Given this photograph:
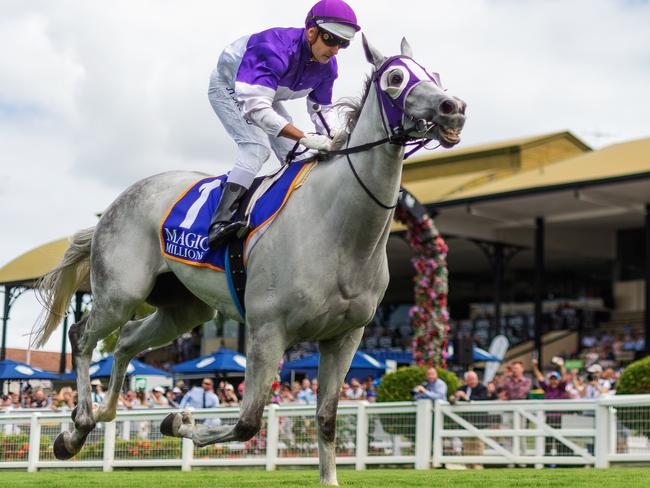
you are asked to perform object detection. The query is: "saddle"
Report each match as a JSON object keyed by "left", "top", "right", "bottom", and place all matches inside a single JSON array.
[{"left": 160, "top": 162, "right": 316, "bottom": 316}]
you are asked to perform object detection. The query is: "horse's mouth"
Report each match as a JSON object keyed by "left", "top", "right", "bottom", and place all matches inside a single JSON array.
[{"left": 437, "top": 126, "right": 461, "bottom": 148}]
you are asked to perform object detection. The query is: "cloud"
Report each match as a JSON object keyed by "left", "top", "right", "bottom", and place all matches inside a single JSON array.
[{"left": 1, "top": 0, "right": 650, "bottom": 351}]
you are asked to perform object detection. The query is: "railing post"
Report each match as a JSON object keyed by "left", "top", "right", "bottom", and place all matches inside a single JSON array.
[
  {"left": 608, "top": 406, "right": 617, "bottom": 456},
  {"left": 355, "top": 401, "right": 369, "bottom": 470},
  {"left": 27, "top": 412, "right": 41, "bottom": 472},
  {"left": 512, "top": 408, "right": 521, "bottom": 457},
  {"left": 415, "top": 399, "right": 433, "bottom": 469},
  {"left": 103, "top": 420, "right": 116, "bottom": 472},
  {"left": 181, "top": 437, "right": 194, "bottom": 471},
  {"left": 534, "top": 409, "right": 544, "bottom": 468},
  {"left": 431, "top": 400, "right": 443, "bottom": 468},
  {"left": 266, "top": 404, "right": 280, "bottom": 471},
  {"left": 595, "top": 400, "right": 610, "bottom": 468}
]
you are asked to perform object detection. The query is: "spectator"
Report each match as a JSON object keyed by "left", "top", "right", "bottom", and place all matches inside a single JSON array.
[
  {"left": 413, "top": 367, "right": 448, "bottom": 402},
  {"left": 340, "top": 383, "right": 351, "bottom": 400},
  {"left": 346, "top": 378, "right": 365, "bottom": 400},
  {"left": 296, "top": 378, "right": 316, "bottom": 404},
  {"left": 171, "top": 386, "right": 184, "bottom": 404},
  {"left": 165, "top": 389, "right": 180, "bottom": 408},
  {"left": 90, "top": 379, "right": 105, "bottom": 405},
  {"left": 279, "top": 383, "right": 296, "bottom": 404},
  {"left": 51, "top": 387, "right": 75, "bottom": 412},
  {"left": 566, "top": 370, "right": 586, "bottom": 399},
  {"left": 363, "top": 377, "right": 377, "bottom": 402},
  {"left": 456, "top": 371, "right": 488, "bottom": 401},
  {"left": 501, "top": 361, "right": 531, "bottom": 400},
  {"left": 10, "top": 392, "right": 21, "bottom": 410},
  {"left": 224, "top": 384, "right": 240, "bottom": 405},
  {"left": 532, "top": 359, "right": 568, "bottom": 400},
  {"left": 31, "top": 389, "right": 50, "bottom": 408},
  {"left": 291, "top": 381, "right": 301, "bottom": 399},
  {"left": 311, "top": 378, "right": 319, "bottom": 397},
  {"left": 135, "top": 389, "right": 149, "bottom": 408},
  {"left": 119, "top": 390, "right": 137, "bottom": 409},
  {"left": 180, "top": 378, "right": 219, "bottom": 409},
  {"left": 1, "top": 394, "right": 12, "bottom": 412},
  {"left": 149, "top": 386, "right": 170, "bottom": 408}
]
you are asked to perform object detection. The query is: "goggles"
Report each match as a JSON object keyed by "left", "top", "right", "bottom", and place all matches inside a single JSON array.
[{"left": 318, "top": 28, "right": 350, "bottom": 49}]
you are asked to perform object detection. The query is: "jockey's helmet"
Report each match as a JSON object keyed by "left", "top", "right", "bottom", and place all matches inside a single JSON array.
[{"left": 305, "top": 0, "right": 360, "bottom": 42}]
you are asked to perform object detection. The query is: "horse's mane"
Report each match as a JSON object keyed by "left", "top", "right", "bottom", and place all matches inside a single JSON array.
[{"left": 334, "top": 74, "right": 373, "bottom": 135}]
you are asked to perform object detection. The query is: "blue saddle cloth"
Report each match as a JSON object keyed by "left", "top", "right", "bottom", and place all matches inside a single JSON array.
[{"left": 160, "top": 162, "right": 310, "bottom": 271}]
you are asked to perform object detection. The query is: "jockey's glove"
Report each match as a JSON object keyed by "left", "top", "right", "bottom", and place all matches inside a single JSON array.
[{"left": 299, "top": 133, "right": 333, "bottom": 152}]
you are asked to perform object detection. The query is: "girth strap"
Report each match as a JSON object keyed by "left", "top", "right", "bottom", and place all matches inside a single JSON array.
[{"left": 225, "top": 240, "right": 247, "bottom": 318}]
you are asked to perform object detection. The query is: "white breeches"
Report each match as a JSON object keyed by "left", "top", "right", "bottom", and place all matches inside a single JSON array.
[{"left": 208, "top": 77, "right": 296, "bottom": 189}]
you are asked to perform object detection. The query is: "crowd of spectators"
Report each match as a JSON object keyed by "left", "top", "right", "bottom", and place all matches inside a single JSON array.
[
  {"left": 445, "top": 358, "right": 621, "bottom": 403},
  {"left": 267, "top": 376, "right": 378, "bottom": 405}
]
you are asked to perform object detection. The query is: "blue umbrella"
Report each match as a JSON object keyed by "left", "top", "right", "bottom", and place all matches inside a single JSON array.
[
  {"left": 61, "top": 355, "right": 171, "bottom": 379},
  {"left": 0, "top": 359, "right": 60, "bottom": 380},
  {"left": 280, "top": 351, "right": 386, "bottom": 382},
  {"left": 171, "top": 348, "right": 247, "bottom": 375}
]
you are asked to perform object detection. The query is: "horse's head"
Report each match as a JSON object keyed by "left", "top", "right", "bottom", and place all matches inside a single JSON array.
[{"left": 363, "top": 35, "right": 466, "bottom": 148}]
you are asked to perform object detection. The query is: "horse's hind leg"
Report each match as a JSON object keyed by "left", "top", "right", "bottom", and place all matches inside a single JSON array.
[
  {"left": 164, "top": 322, "right": 286, "bottom": 446},
  {"left": 96, "top": 297, "right": 215, "bottom": 423},
  {"left": 54, "top": 302, "right": 137, "bottom": 460},
  {"left": 317, "top": 328, "right": 364, "bottom": 486}
]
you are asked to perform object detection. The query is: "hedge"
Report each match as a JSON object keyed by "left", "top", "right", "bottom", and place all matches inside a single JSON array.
[{"left": 376, "top": 365, "right": 458, "bottom": 402}]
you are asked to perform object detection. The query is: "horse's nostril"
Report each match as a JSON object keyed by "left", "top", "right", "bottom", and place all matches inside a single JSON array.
[{"left": 439, "top": 99, "right": 456, "bottom": 115}]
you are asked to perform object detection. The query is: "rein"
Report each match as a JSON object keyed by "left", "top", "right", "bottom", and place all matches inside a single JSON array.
[{"left": 286, "top": 55, "right": 443, "bottom": 210}]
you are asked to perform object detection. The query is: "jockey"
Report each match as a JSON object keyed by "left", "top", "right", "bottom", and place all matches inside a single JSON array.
[{"left": 207, "top": 0, "right": 360, "bottom": 249}]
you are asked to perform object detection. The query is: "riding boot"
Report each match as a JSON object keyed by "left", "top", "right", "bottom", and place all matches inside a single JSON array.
[{"left": 207, "top": 182, "right": 249, "bottom": 250}]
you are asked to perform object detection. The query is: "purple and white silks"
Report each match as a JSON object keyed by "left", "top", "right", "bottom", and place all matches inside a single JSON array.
[{"left": 215, "top": 27, "right": 339, "bottom": 137}]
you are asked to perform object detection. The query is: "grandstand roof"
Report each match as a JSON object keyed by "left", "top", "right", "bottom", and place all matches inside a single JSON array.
[
  {"left": 0, "top": 237, "right": 69, "bottom": 287},
  {"left": 435, "top": 136, "right": 650, "bottom": 207}
]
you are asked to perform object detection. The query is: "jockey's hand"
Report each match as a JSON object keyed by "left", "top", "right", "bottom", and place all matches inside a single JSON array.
[{"left": 299, "top": 133, "right": 333, "bottom": 152}]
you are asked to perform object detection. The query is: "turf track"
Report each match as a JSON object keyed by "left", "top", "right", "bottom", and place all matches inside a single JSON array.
[{"left": 0, "top": 468, "right": 647, "bottom": 487}]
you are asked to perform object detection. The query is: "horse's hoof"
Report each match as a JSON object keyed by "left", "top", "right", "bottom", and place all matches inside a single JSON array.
[
  {"left": 53, "top": 432, "right": 76, "bottom": 461},
  {"left": 70, "top": 406, "right": 78, "bottom": 422},
  {"left": 160, "top": 412, "right": 181, "bottom": 437}
]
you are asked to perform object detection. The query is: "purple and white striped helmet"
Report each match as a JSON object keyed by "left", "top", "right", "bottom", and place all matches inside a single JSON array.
[{"left": 305, "top": 0, "right": 360, "bottom": 41}]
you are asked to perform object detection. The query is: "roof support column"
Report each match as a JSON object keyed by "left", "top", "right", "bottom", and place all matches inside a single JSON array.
[
  {"left": 534, "top": 217, "right": 545, "bottom": 366},
  {"left": 59, "top": 314, "right": 69, "bottom": 374},
  {"left": 645, "top": 204, "right": 650, "bottom": 356},
  {"left": 1, "top": 285, "right": 11, "bottom": 361}
]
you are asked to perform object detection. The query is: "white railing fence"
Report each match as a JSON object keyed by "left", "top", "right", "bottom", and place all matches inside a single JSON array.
[{"left": 2, "top": 396, "right": 650, "bottom": 471}]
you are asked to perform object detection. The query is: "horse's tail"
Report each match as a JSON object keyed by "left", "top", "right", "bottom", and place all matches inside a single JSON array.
[{"left": 33, "top": 227, "right": 94, "bottom": 348}]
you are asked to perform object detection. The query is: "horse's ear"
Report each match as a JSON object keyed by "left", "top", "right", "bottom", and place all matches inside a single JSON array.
[
  {"left": 400, "top": 37, "right": 413, "bottom": 57},
  {"left": 362, "top": 34, "right": 384, "bottom": 68}
]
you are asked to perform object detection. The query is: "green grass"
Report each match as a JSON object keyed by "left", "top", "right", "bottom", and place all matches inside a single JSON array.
[{"left": 0, "top": 468, "right": 647, "bottom": 488}]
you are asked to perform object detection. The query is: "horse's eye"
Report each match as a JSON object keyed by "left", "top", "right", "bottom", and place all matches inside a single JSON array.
[{"left": 389, "top": 71, "right": 403, "bottom": 85}]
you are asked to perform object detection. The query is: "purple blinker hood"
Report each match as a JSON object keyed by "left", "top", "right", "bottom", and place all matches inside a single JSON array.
[{"left": 372, "top": 56, "right": 442, "bottom": 134}]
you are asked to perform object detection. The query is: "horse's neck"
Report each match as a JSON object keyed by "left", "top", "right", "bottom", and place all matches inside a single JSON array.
[{"left": 316, "top": 86, "right": 404, "bottom": 258}]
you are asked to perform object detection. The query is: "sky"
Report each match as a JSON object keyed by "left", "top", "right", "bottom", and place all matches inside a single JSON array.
[{"left": 1, "top": 0, "right": 650, "bottom": 353}]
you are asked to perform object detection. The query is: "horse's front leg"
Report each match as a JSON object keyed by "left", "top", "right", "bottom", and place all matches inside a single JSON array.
[{"left": 317, "top": 327, "right": 364, "bottom": 486}]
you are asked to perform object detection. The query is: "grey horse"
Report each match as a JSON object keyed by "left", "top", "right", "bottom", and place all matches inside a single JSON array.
[{"left": 34, "top": 36, "right": 465, "bottom": 485}]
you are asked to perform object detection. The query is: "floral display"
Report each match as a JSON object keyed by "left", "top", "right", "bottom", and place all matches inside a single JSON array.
[{"left": 394, "top": 198, "right": 449, "bottom": 368}]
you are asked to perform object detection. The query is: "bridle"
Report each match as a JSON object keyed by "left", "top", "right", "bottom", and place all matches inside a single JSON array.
[{"left": 287, "top": 55, "right": 445, "bottom": 209}]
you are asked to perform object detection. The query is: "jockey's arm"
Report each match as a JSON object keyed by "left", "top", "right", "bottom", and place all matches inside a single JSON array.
[{"left": 279, "top": 124, "right": 305, "bottom": 141}]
